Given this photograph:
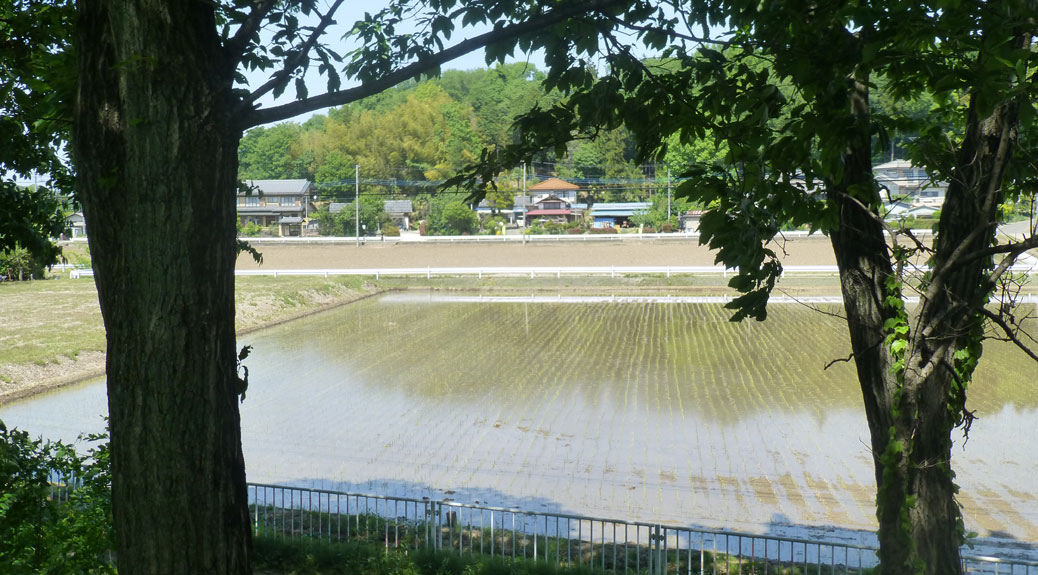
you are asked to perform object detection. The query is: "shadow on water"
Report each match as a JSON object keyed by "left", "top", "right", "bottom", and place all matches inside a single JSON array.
[
  {"left": 265, "top": 479, "right": 1038, "bottom": 566},
  {"left": 272, "top": 478, "right": 883, "bottom": 550}
]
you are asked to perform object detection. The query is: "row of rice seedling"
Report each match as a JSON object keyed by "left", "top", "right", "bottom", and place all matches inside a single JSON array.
[{"left": 236, "top": 296, "right": 1038, "bottom": 542}]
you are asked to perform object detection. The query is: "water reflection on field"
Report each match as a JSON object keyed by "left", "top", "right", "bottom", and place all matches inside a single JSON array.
[{"left": 2, "top": 294, "right": 1036, "bottom": 546}]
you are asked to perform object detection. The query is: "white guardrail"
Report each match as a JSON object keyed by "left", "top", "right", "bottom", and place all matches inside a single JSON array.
[
  {"left": 216, "top": 229, "right": 936, "bottom": 244},
  {"left": 68, "top": 262, "right": 1038, "bottom": 280}
]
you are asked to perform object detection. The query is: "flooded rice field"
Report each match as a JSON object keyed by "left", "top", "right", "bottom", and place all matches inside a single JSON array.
[{"left": 2, "top": 293, "right": 1036, "bottom": 549}]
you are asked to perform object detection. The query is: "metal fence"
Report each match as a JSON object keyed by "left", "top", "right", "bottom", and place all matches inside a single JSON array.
[{"left": 247, "top": 482, "right": 1038, "bottom": 575}]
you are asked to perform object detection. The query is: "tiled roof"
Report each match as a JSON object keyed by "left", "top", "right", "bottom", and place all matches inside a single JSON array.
[
  {"left": 242, "top": 179, "right": 312, "bottom": 196},
  {"left": 384, "top": 200, "right": 413, "bottom": 213},
  {"left": 526, "top": 209, "right": 571, "bottom": 216},
  {"left": 528, "top": 177, "right": 579, "bottom": 191}
]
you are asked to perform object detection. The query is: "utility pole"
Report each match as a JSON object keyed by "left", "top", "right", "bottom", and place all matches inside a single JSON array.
[
  {"left": 355, "top": 164, "right": 360, "bottom": 247},
  {"left": 521, "top": 161, "right": 527, "bottom": 235},
  {"left": 667, "top": 169, "right": 672, "bottom": 221}
]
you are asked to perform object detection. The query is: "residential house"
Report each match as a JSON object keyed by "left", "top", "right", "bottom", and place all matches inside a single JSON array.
[
  {"left": 679, "top": 210, "right": 706, "bottom": 232},
  {"left": 512, "top": 195, "right": 536, "bottom": 226},
  {"left": 588, "top": 202, "right": 651, "bottom": 229},
  {"left": 474, "top": 198, "right": 518, "bottom": 225},
  {"left": 528, "top": 177, "right": 580, "bottom": 202},
  {"left": 881, "top": 200, "right": 913, "bottom": 221},
  {"left": 906, "top": 204, "right": 940, "bottom": 219},
  {"left": 526, "top": 194, "right": 580, "bottom": 225},
  {"left": 67, "top": 212, "right": 87, "bottom": 238},
  {"left": 237, "top": 179, "right": 315, "bottom": 236},
  {"left": 875, "top": 159, "right": 948, "bottom": 206},
  {"left": 384, "top": 200, "right": 413, "bottom": 229}
]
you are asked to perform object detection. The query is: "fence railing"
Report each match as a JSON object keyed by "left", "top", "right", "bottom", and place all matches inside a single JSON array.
[{"left": 247, "top": 482, "right": 1038, "bottom": 575}]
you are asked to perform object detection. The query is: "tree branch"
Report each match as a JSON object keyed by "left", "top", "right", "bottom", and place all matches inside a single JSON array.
[
  {"left": 606, "top": 15, "right": 739, "bottom": 47},
  {"left": 824, "top": 352, "right": 854, "bottom": 370},
  {"left": 224, "top": 0, "right": 279, "bottom": 66},
  {"left": 246, "top": 0, "right": 347, "bottom": 106},
  {"left": 919, "top": 222, "right": 993, "bottom": 308},
  {"left": 239, "top": 0, "right": 628, "bottom": 128},
  {"left": 958, "top": 234, "right": 1038, "bottom": 265},
  {"left": 981, "top": 307, "right": 1038, "bottom": 362}
]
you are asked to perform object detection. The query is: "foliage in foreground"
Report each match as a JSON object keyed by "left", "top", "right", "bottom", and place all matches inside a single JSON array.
[
  {"left": 254, "top": 538, "right": 622, "bottom": 575},
  {"left": 0, "top": 419, "right": 113, "bottom": 574},
  {"left": 253, "top": 535, "right": 865, "bottom": 575}
]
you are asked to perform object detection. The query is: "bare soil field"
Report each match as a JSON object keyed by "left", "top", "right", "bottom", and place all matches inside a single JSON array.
[{"left": 235, "top": 236, "right": 840, "bottom": 270}]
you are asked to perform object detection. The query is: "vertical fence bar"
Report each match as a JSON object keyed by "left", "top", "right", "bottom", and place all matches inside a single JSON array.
[
  {"left": 578, "top": 520, "right": 583, "bottom": 568},
  {"left": 712, "top": 533, "right": 717, "bottom": 575},
  {"left": 625, "top": 524, "right": 630, "bottom": 575},
  {"left": 568, "top": 518, "right": 572, "bottom": 566},
  {"left": 589, "top": 520, "right": 594, "bottom": 569},
  {"left": 636, "top": 525, "right": 641, "bottom": 575}
]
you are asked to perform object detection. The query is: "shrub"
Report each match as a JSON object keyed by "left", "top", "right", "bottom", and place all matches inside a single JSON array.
[
  {"left": 0, "top": 420, "right": 114, "bottom": 574},
  {"left": 0, "top": 247, "right": 48, "bottom": 281},
  {"left": 566, "top": 227, "right": 583, "bottom": 234},
  {"left": 383, "top": 224, "right": 401, "bottom": 237},
  {"left": 589, "top": 227, "right": 617, "bottom": 234},
  {"left": 544, "top": 221, "right": 566, "bottom": 234},
  {"left": 240, "top": 221, "right": 264, "bottom": 237}
]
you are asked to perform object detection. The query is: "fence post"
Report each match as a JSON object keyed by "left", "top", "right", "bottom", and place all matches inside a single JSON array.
[
  {"left": 425, "top": 501, "right": 433, "bottom": 550},
  {"left": 649, "top": 525, "right": 666, "bottom": 575}
]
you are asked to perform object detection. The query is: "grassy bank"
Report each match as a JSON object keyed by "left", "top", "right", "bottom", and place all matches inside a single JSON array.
[{"left": 0, "top": 275, "right": 381, "bottom": 403}]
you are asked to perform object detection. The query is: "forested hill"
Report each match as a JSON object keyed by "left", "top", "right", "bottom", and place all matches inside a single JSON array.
[
  {"left": 239, "top": 62, "right": 935, "bottom": 199},
  {"left": 237, "top": 63, "right": 662, "bottom": 189}
]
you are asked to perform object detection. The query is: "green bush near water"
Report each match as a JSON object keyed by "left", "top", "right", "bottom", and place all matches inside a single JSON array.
[
  {"left": 253, "top": 535, "right": 868, "bottom": 575},
  {"left": 253, "top": 538, "right": 622, "bottom": 575}
]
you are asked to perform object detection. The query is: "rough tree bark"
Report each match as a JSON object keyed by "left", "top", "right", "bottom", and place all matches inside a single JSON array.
[
  {"left": 828, "top": 18, "right": 1030, "bottom": 574},
  {"left": 74, "top": 2, "right": 250, "bottom": 573}
]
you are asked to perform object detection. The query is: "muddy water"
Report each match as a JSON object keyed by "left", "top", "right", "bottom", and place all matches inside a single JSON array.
[{"left": 2, "top": 294, "right": 1036, "bottom": 550}]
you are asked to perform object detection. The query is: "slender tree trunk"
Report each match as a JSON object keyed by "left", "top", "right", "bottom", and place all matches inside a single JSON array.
[{"left": 74, "top": 2, "right": 250, "bottom": 574}]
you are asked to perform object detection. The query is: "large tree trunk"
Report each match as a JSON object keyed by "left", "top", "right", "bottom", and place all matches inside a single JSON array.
[
  {"left": 829, "top": 74, "right": 967, "bottom": 575},
  {"left": 74, "top": 2, "right": 251, "bottom": 574}
]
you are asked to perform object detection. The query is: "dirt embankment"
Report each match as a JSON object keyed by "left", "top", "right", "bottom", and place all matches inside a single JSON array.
[{"left": 235, "top": 236, "right": 839, "bottom": 270}]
